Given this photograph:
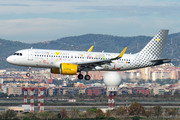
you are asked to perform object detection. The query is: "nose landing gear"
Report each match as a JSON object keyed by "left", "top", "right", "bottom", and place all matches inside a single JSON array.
[{"left": 26, "top": 67, "right": 31, "bottom": 77}]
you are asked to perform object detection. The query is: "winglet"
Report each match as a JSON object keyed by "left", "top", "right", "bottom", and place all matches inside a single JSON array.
[
  {"left": 119, "top": 47, "right": 127, "bottom": 57},
  {"left": 88, "top": 46, "right": 94, "bottom": 52},
  {"left": 111, "top": 47, "right": 127, "bottom": 60}
]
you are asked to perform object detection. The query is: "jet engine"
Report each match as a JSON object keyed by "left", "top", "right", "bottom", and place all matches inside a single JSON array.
[{"left": 51, "top": 63, "right": 78, "bottom": 75}]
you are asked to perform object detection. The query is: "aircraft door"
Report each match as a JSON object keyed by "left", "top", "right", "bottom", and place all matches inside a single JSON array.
[{"left": 28, "top": 51, "right": 33, "bottom": 61}]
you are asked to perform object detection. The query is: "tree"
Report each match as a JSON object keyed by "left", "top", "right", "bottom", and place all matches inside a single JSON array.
[
  {"left": 1, "top": 109, "right": 17, "bottom": 119},
  {"left": 165, "top": 108, "right": 170, "bottom": 116},
  {"left": 60, "top": 108, "right": 68, "bottom": 119},
  {"left": 96, "top": 109, "right": 104, "bottom": 118},
  {"left": 132, "top": 116, "right": 141, "bottom": 120},
  {"left": 26, "top": 112, "right": 36, "bottom": 119},
  {"left": 70, "top": 109, "right": 79, "bottom": 118},
  {"left": 129, "top": 102, "right": 145, "bottom": 115},
  {"left": 47, "top": 111, "right": 57, "bottom": 119},
  {"left": 37, "top": 112, "right": 49, "bottom": 120},
  {"left": 86, "top": 111, "right": 95, "bottom": 118},
  {"left": 23, "top": 116, "right": 30, "bottom": 120},
  {"left": 153, "top": 105, "right": 163, "bottom": 118},
  {"left": 169, "top": 108, "right": 178, "bottom": 117},
  {"left": 116, "top": 106, "right": 126, "bottom": 116},
  {"left": 105, "top": 110, "right": 111, "bottom": 117},
  {"left": 87, "top": 107, "right": 98, "bottom": 113},
  {"left": 144, "top": 111, "right": 150, "bottom": 118}
]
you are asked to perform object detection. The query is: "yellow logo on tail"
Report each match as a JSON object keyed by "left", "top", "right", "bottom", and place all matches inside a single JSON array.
[{"left": 55, "top": 52, "right": 60, "bottom": 55}]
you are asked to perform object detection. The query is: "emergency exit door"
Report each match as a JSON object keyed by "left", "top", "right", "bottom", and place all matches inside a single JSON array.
[{"left": 28, "top": 51, "right": 33, "bottom": 61}]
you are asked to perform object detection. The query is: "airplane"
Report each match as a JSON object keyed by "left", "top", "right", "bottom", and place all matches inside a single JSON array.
[{"left": 6, "top": 30, "right": 171, "bottom": 80}]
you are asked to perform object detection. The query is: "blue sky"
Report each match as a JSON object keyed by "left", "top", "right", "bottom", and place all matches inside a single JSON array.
[{"left": 0, "top": 0, "right": 180, "bottom": 43}]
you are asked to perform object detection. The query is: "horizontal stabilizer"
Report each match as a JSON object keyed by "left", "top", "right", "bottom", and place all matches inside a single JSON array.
[{"left": 150, "top": 58, "right": 171, "bottom": 63}]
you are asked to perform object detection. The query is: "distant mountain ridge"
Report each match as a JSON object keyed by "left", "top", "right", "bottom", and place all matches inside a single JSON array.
[{"left": 1, "top": 32, "right": 180, "bottom": 69}]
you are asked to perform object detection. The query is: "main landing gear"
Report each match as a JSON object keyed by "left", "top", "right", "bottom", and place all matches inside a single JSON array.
[
  {"left": 78, "top": 72, "right": 91, "bottom": 80},
  {"left": 26, "top": 67, "right": 31, "bottom": 77}
]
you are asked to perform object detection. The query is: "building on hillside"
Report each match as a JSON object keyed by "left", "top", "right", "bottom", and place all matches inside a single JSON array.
[
  {"left": 150, "top": 87, "right": 167, "bottom": 95},
  {"left": 118, "top": 87, "right": 132, "bottom": 95},
  {"left": 79, "top": 88, "right": 85, "bottom": 94},
  {"left": 85, "top": 87, "right": 105, "bottom": 96},
  {"left": 47, "top": 79, "right": 53, "bottom": 83},
  {"left": 63, "top": 87, "right": 79, "bottom": 95},
  {"left": 132, "top": 87, "right": 146, "bottom": 94},
  {"left": 7, "top": 87, "right": 22, "bottom": 96},
  {"left": 170, "top": 71, "right": 178, "bottom": 80},
  {"left": 141, "top": 67, "right": 151, "bottom": 81},
  {"left": 137, "top": 89, "right": 150, "bottom": 95}
]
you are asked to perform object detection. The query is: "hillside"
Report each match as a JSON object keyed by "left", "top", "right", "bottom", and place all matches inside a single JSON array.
[{"left": 0, "top": 32, "right": 180, "bottom": 69}]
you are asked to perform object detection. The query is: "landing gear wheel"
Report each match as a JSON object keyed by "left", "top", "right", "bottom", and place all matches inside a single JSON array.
[
  {"left": 26, "top": 73, "right": 30, "bottom": 77},
  {"left": 78, "top": 74, "right": 83, "bottom": 79},
  {"left": 85, "top": 75, "right": 91, "bottom": 80}
]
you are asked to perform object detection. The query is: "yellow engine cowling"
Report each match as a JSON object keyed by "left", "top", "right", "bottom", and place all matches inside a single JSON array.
[
  {"left": 51, "top": 63, "right": 78, "bottom": 75},
  {"left": 60, "top": 63, "right": 78, "bottom": 75}
]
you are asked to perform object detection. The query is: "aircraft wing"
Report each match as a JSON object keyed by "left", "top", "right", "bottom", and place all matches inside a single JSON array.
[{"left": 74, "top": 47, "right": 127, "bottom": 69}]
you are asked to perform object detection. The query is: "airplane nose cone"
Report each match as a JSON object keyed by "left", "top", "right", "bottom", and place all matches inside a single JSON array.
[{"left": 6, "top": 56, "right": 13, "bottom": 63}]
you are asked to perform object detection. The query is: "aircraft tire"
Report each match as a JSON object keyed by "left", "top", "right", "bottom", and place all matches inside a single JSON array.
[
  {"left": 78, "top": 74, "right": 83, "bottom": 79},
  {"left": 85, "top": 75, "right": 90, "bottom": 80},
  {"left": 26, "top": 73, "right": 30, "bottom": 77}
]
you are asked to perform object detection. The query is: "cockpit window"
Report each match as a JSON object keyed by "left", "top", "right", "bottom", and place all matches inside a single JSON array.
[{"left": 14, "top": 53, "right": 22, "bottom": 56}]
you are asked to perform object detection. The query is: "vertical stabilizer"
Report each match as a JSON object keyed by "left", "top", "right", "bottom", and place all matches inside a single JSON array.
[
  {"left": 137, "top": 30, "right": 168, "bottom": 60},
  {"left": 132, "top": 30, "right": 169, "bottom": 68}
]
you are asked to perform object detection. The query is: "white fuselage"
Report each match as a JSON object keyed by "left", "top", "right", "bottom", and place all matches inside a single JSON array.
[{"left": 7, "top": 49, "right": 139, "bottom": 71}]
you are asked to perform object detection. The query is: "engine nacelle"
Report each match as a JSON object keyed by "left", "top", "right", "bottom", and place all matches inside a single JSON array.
[
  {"left": 60, "top": 63, "right": 78, "bottom": 75},
  {"left": 51, "top": 63, "right": 78, "bottom": 75},
  {"left": 50, "top": 68, "right": 60, "bottom": 74}
]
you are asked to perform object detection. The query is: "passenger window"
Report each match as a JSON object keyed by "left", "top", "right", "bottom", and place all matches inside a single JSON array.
[
  {"left": 35, "top": 55, "right": 36, "bottom": 56},
  {"left": 44, "top": 55, "right": 46, "bottom": 57},
  {"left": 65, "top": 56, "right": 67, "bottom": 58},
  {"left": 17, "top": 53, "right": 19, "bottom": 55},
  {"left": 37, "top": 55, "right": 39, "bottom": 56},
  {"left": 71, "top": 56, "right": 73, "bottom": 58},
  {"left": 20, "top": 53, "right": 22, "bottom": 56}
]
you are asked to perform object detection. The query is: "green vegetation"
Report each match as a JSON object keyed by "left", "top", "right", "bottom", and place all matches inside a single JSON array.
[
  {"left": 87, "top": 107, "right": 98, "bottom": 113},
  {"left": 1, "top": 32, "right": 180, "bottom": 69}
]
